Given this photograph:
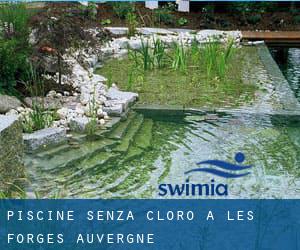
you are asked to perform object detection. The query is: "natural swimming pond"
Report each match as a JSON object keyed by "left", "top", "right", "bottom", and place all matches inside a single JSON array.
[
  {"left": 24, "top": 45, "right": 300, "bottom": 199},
  {"left": 25, "top": 111, "right": 300, "bottom": 198}
]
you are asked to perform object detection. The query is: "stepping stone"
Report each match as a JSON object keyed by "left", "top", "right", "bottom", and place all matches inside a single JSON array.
[{"left": 134, "top": 119, "right": 153, "bottom": 150}]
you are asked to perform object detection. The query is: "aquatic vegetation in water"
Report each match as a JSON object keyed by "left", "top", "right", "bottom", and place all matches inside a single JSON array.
[
  {"left": 203, "top": 38, "right": 234, "bottom": 80},
  {"left": 97, "top": 43, "right": 257, "bottom": 107},
  {"left": 171, "top": 42, "right": 188, "bottom": 73}
]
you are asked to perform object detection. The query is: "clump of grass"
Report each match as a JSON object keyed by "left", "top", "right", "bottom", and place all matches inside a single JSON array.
[
  {"left": 129, "top": 39, "right": 153, "bottom": 71},
  {"left": 21, "top": 64, "right": 55, "bottom": 133},
  {"left": 189, "top": 37, "right": 201, "bottom": 65},
  {"left": 85, "top": 86, "right": 99, "bottom": 136},
  {"left": 171, "top": 42, "right": 188, "bottom": 73},
  {"left": 126, "top": 12, "right": 138, "bottom": 37},
  {"left": 153, "top": 38, "right": 167, "bottom": 69},
  {"left": 128, "top": 38, "right": 168, "bottom": 71},
  {"left": 203, "top": 38, "right": 235, "bottom": 79}
]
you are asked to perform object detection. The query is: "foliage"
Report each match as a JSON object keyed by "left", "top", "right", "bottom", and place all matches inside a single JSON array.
[
  {"left": 21, "top": 64, "right": 55, "bottom": 133},
  {"left": 177, "top": 17, "right": 188, "bottom": 26},
  {"left": 85, "top": 86, "right": 99, "bottom": 136},
  {"left": 97, "top": 45, "right": 256, "bottom": 108},
  {"left": 0, "top": 2, "right": 31, "bottom": 95},
  {"left": 294, "top": 15, "right": 300, "bottom": 24},
  {"left": 171, "top": 42, "right": 188, "bottom": 73},
  {"left": 101, "top": 18, "right": 112, "bottom": 25},
  {"left": 86, "top": 3, "right": 98, "bottom": 20},
  {"left": 77, "top": 2, "right": 98, "bottom": 20},
  {"left": 153, "top": 38, "right": 167, "bottom": 69},
  {"left": 247, "top": 14, "right": 262, "bottom": 25},
  {"left": 154, "top": 3, "right": 176, "bottom": 26},
  {"left": 126, "top": 12, "right": 138, "bottom": 37},
  {"left": 128, "top": 38, "right": 168, "bottom": 71},
  {"left": 203, "top": 38, "right": 235, "bottom": 80},
  {"left": 112, "top": 2, "right": 135, "bottom": 20}
]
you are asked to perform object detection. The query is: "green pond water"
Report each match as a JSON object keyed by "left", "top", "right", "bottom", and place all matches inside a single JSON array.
[
  {"left": 25, "top": 111, "right": 300, "bottom": 198},
  {"left": 23, "top": 45, "right": 300, "bottom": 199},
  {"left": 270, "top": 47, "right": 300, "bottom": 102}
]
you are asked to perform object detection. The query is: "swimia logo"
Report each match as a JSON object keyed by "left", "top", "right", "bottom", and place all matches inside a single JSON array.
[{"left": 158, "top": 152, "right": 252, "bottom": 197}]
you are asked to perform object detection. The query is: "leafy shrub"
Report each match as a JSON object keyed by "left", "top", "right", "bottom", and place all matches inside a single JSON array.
[
  {"left": 177, "top": 17, "right": 188, "bottom": 26},
  {"left": 154, "top": 4, "right": 176, "bottom": 26},
  {"left": 0, "top": 39, "right": 29, "bottom": 94},
  {"left": 0, "top": 3, "right": 31, "bottom": 94},
  {"left": 247, "top": 14, "right": 262, "bottom": 25},
  {"left": 101, "top": 19, "right": 112, "bottom": 25},
  {"left": 112, "top": 2, "right": 135, "bottom": 19},
  {"left": 294, "top": 15, "right": 300, "bottom": 24}
]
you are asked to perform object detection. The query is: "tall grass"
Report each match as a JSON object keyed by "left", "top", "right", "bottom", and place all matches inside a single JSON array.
[
  {"left": 21, "top": 64, "right": 55, "bottom": 133},
  {"left": 171, "top": 42, "right": 188, "bottom": 73},
  {"left": 203, "top": 38, "right": 235, "bottom": 79},
  {"left": 153, "top": 38, "right": 166, "bottom": 69},
  {"left": 139, "top": 39, "right": 153, "bottom": 71}
]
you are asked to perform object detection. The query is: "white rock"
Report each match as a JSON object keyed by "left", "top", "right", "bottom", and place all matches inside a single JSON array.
[
  {"left": 57, "top": 107, "right": 69, "bottom": 119},
  {"left": 75, "top": 106, "right": 85, "bottom": 116},
  {"left": 6, "top": 109, "right": 18, "bottom": 116},
  {"left": 16, "top": 107, "right": 25, "bottom": 113},
  {"left": 99, "top": 119, "right": 105, "bottom": 125},
  {"left": 47, "top": 90, "right": 56, "bottom": 98},
  {"left": 97, "top": 109, "right": 104, "bottom": 118}
]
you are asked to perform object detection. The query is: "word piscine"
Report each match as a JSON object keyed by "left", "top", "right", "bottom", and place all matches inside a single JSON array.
[
  {"left": 6, "top": 210, "right": 194, "bottom": 222},
  {"left": 158, "top": 179, "right": 228, "bottom": 196}
]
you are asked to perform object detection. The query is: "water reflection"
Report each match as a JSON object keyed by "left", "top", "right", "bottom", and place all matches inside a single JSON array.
[{"left": 269, "top": 47, "right": 300, "bottom": 101}]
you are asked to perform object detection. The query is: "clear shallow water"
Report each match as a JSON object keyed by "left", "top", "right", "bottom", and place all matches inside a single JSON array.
[
  {"left": 25, "top": 111, "right": 300, "bottom": 199},
  {"left": 270, "top": 47, "right": 300, "bottom": 102}
]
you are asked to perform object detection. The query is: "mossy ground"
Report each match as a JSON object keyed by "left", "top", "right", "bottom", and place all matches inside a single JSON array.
[{"left": 96, "top": 46, "right": 258, "bottom": 108}]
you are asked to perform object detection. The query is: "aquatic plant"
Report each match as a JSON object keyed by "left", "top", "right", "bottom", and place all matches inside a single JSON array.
[
  {"left": 189, "top": 37, "right": 201, "bottom": 65},
  {"left": 152, "top": 38, "right": 167, "bottom": 69},
  {"left": 126, "top": 13, "right": 138, "bottom": 37},
  {"left": 203, "top": 38, "right": 235, "bottom": 79},
  {"left": 85, "top": 86, "right": 99, "bottom": 136},
  {"left": 171, "top": 42, "right": 188, "bottom": 73},
  {"left": 140, "top": 39, "right": 153, "bottom": 71}
]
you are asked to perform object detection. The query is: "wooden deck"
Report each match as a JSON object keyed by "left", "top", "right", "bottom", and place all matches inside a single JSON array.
[{"left": 242, "top": 31, "right": 300, "bottom": 45}]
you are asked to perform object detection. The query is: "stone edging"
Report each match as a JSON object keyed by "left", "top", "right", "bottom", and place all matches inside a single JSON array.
[{"left": 256, "top": 44, "right": 300, "bottom": 113}]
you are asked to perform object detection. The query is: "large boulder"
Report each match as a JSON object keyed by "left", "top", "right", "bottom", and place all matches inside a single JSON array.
[
  {"left": 0, "top": 95, "right": 22, "bottom": 114},
  {"left": 23, "top": 127, "right": 67, "bottom": 151},
  {"left": 24, "top": 96, "right": 63, "bottom": 110}
]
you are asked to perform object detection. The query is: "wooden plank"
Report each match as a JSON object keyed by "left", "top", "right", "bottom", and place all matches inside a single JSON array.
[{"left": 242, "top": 31, "right": 300, "bottom": 44}]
